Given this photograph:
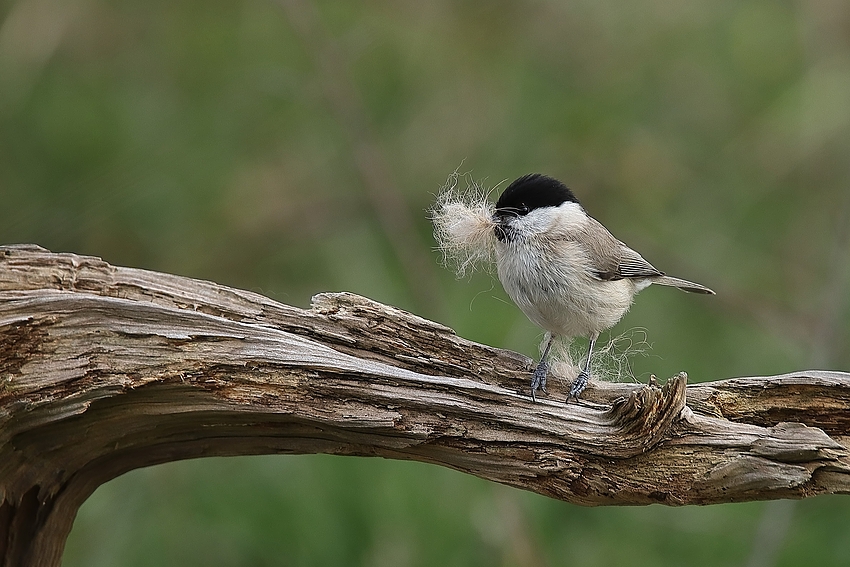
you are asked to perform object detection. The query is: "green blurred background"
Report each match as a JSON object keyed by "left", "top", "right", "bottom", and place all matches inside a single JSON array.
[{"left": 1, "top": 0, "right": 849, "bottom": 565}]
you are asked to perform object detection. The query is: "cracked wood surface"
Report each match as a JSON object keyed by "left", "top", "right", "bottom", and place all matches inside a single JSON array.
[{"left": 0, "top": 244, "right": 849, "bottom": 567}]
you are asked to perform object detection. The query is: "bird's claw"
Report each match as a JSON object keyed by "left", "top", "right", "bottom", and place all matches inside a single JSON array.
[
  {"left": 568, "top": 370, "right": 589, "bottom": 401},
  {"left": 530, "top": 360, "right": 549, "bottom": 402}
]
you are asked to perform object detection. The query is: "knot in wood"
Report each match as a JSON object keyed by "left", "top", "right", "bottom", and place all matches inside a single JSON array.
[{"left": 604, "top": 372, "right": 688, "bottom": 453}]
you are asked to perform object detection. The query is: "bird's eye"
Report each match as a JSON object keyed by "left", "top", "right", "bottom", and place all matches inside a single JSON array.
[{"left": 518, "top": 204, "right": 530, "bottom": 215}]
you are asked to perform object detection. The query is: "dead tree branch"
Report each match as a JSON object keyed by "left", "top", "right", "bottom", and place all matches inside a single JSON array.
[{"left": 1, "top": 244, "right": 848, "bottom": 567}]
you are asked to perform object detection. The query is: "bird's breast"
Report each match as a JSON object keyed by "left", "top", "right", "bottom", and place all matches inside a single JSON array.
[{"left": 495, "top": 238, "right": 635, "bottom": 337}]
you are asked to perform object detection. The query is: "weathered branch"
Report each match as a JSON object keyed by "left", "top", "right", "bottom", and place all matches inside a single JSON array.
[{"left": 1, "top": 244, "right": 848, "bottom": 566}]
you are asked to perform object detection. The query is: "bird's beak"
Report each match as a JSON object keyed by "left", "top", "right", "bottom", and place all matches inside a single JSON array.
[{"left": 492, "top": 210, "right": 510, "bottom": 242}]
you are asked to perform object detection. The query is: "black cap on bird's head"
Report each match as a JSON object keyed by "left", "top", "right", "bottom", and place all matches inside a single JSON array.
[
  {"left": 492, "top": 174, "right": 580, "bottom": 242},
  {"left": 495, "top": 174, "right": 579, "bottom": 217}
]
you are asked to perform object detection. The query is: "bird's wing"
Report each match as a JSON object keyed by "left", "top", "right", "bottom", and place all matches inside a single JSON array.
[
  {"left": 609, "top": 248, "right": 664, "bottom": 279},
  {"left": 578, "top": 217, "right": 664, "bottom": 281}
]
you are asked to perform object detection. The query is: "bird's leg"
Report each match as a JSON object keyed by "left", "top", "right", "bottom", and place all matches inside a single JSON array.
[
  {"left": 530, "top": 333, "right": 553, "bottom": 402},
  {"left": 569, "top": 332, "right": 598, "bottom": 400}
]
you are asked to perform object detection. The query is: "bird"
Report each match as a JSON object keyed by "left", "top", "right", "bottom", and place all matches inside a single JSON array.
[{"left": 491, "top": 173, "right": 714, "bottom": 401}]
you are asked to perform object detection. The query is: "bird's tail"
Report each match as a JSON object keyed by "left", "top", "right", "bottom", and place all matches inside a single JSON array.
[{"left": 654, "top": 275, "right": 715, "bottom": 294}]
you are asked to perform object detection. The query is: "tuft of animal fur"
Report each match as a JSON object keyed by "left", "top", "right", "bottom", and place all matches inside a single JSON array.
[{"left": 429, "top": 172, "right": 498, "bottom": 277}]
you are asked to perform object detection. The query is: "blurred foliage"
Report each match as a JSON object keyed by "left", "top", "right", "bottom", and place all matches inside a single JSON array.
[{"left": 1, "top": 0, "right": 849, "bottom": 565}]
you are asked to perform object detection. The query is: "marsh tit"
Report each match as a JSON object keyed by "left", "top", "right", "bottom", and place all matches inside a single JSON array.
[{"left": 492, "top": 173, "right": 714, "bottom": 401}]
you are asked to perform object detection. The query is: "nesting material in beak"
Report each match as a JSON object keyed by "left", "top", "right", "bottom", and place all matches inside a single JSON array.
[{"left": 429, "top": 172, "right": 499, "bottom": 277}]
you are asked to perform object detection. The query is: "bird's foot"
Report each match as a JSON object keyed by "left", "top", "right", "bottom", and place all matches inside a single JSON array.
[
  {"left": 568, "top": 370, "right": 589, "bottom": 401},
  {"left": 530, "top": 360, "right": 549, "bottom": 402}
]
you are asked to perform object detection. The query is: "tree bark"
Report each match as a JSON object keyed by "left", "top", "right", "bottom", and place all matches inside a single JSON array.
[{"left": 0, "top": 244, "right": 848, "bottom": 566}]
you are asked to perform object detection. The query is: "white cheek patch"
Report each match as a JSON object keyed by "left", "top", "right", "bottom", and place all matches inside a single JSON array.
[{"left": 508, "top": 201, "right": 586, "bottom": 239}]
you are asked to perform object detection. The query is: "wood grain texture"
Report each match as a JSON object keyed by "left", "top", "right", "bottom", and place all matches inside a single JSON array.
[{"left": 1, "top": 244, "right": 848, "bottom": 566}]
